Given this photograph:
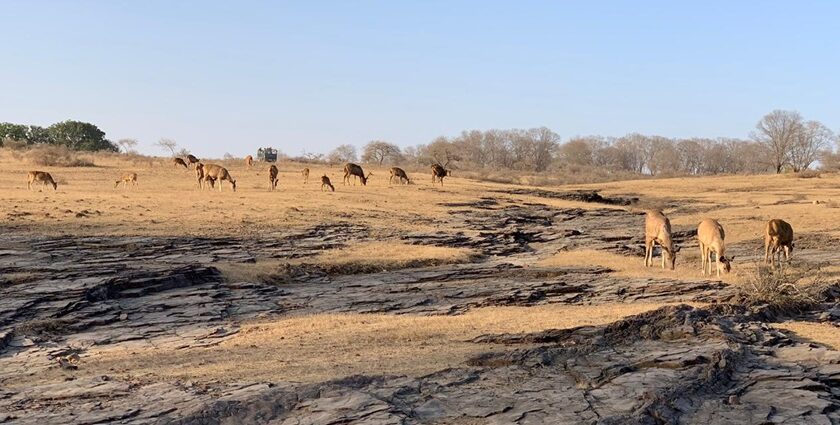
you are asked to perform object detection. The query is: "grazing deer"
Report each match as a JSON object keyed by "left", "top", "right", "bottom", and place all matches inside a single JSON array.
[
  {"left": 114, "top": 172, "right": 138, "bottom": 189},
  {"left": 644, "top": 210, "right": 679, "bottom": 270},
  {"left": 389, "top": 167, "right": 410, "bottom": 185},
  {"left": 202, "top": 164, "right": 236, "bottom": 192},
  {"left": 343, "top": 163, "right": 371, "bottom": 186},
  {"left": 185, "top": 154, "right": 200, "bottom": 168},
  {"left": 245, "top": 155, "right": 254, "bottom": 168},
  {"left": 431, "top": 163, "right": 449, "bottom": 185},
  {"left": 173, "top": 157, "right": 188, "bottom": 168},
  {"left": 27, "top": 171, "right": 57, "bottom": 191},
  {"left": 301, "top": 168, "right": 310, "bottom": 184},
  {"left": 765, "top": 219, "right": 794, "bottom": 268},
  {"left": 697, "top": 218, "right": 734, "bottom": 277},
  {"left": 268, "top": 165, "right": 279, "bottom": 190},
  {"left": 321, "top": 175, "right": 335, "bottom": 192}
]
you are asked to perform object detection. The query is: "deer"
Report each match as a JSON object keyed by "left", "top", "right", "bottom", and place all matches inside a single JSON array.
[
  {"left": 245, "top": 155, "right": 254, "bottom": 168},
  {"left": 202, "top": 164, "right": 236, "bottom": 192},
  {"left": 195, "top": 163, "right": 212, "bottom": 189},
  {"left": 268, "top": 165, "right": 279, "bottom": 190},
  {"left": 302, "top": 168, "right": 310, "bottom": 184},
  {"left": 765, "top": 219, "right": 794, "bottom": 268},
  {"left": 321, "top": 175, "right": 335, "bottom": 192},
  {"left": 173, "top": 157, "right": 188, "bottom": 168},
  {"left": 185, "top": 154, "right": 200, "bottom": 168},
  {"left": 644, "top": 210, "right": 679, "bottom": 270},
  {"left": 343, "top": 163, "right": 371, "bottom": 186},
  {"left": 27, "top": 171, "right": 57, "bottom": 191},
  {"left": 389, "top": 167, "right": 410, "bottom": 185},
  {"left": 431, "top": 162, "right": 449, "bottom": 185},
  {"left": 697, "top": 218, "right": 734, "bottom": 277},
  {"left": 114, "top": 172, "right": 138, "bottom": 189}
]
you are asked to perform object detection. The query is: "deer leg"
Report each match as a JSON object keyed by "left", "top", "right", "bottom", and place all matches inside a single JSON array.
[
  {"left": 644, "top": 240, "right": 651, "bottom": 267},
  {"left": 699, "top": 244, "right": 706, "bottom": 276},
  {"left": 661, "top": 246, "right": 666, "bottom": 269}
]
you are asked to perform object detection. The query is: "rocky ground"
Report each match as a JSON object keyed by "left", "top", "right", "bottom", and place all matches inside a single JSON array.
[{"left": 2, "top": 190, "right": 839, "bottom": 424}]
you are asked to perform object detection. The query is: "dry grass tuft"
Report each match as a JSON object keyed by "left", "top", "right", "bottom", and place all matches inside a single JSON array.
[{"left": 735, "top": 262, "right": 828, "bottom": 312}]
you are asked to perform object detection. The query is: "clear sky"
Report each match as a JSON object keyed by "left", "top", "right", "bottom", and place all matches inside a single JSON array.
[{"left": 2, "top": 1, "right": 839, "bottom": 157}]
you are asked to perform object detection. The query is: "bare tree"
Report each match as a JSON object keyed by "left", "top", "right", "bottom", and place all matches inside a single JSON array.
[
  {"left": 156, "top": 138, "right": 178, "bottom": 156},
  {"left": 117, "top": 138, "right": 139, "bottom": 153},
  {"left": 362, "top": 140, "right": 402, "bottom": 165},
  {"left": 327, "top": 144, "right": 358, "bottom": 164},
  {"left": 790, "top": 120, "right": 833, "bottom": 172},
  {"left": 751, "top": 110, "right": 802, "bottom": 173}
]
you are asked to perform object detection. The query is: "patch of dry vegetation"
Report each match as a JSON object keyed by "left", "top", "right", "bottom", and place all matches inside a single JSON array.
[
  {"left": 25, "top": 303, "right": 676, "bottom": 387},
  {"left": 19, "top": 145, "right": 94, "bottom": 167}
]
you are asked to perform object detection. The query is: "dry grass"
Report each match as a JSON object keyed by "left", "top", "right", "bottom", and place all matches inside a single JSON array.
[
  {"left": 536, "top": 248, "right": 734, "bottom": 282},
  {"left": 776, "top": 321, "right": 840, "bottom": 350},
  {"left": 216, "top": 242, "right": 477, "bottom": 282},
  {"left": 11, "top": 303, "right": 676, "bottom": 388}
]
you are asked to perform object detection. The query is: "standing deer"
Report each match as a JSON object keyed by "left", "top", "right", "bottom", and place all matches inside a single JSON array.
[
  {"left": 173, "top": 157, "right": 188, "bottom": 169},
  {"left": 302, "top": 168, "right": 310, "bottom": 184},
  {"left": 431, "top": 163, "right": 449, "bottom": 185},
  {"left": 185, "top": 154, "right": 200, "bottom": 168},
  {"left": 765, "top": 219, "right": 794, "bottom": 268},
  {"left": 389, "top": 167, "right": 410, "bottom": 185},
  {"left": 27, "top": 171, "right": 57, "bottom": 190},
  {"left": 697, "top": 218, "right": 734, "bottom": 277},
  {"left": 202, "top": 164, "right": 236, "bottom": 192},
  {"left": 195, "top": 163, "right": 211, "bottom": 189},
  {"left": 644, "top": 210, "right": 679, "bottom": 270},
  {"left": 245, "top": 155, "right": 254, "bottom": 168},
  {"left": 114, "top": 172, "right": 138, "bottom": 189},
  {"left": 321, "top": 175, "right": 335, "bottom": 192},
  {"left": 268, "top": 165, "right": 279, "bottom": 190},
  {"left": 343, "top": 163, "right": 371, "bottom": 186}
]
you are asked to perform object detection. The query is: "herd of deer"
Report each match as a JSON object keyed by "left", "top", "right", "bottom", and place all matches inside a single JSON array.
[
  {"left": 26, "top": 157, "right": 793, "bottom": 276},
  {"left": 644, "top": 210, "right": 794, "bottom": 276}
]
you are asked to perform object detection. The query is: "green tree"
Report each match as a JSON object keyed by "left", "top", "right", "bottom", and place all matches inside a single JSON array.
[
  {"left": 0, "top": 122, "right": 29, "bottom": 145},
  {"left": 26, "top": 125, "right": 51, "bottom": 144},
  {"left": 46, "top": 120, "right": 118, "bottom": 151}
]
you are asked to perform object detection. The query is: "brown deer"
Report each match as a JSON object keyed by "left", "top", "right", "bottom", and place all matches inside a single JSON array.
[
  {"left": 301, "top": 168, "right": 310, "bottom": 184},
  {"left": 765, "top": 219, "right": 794, "bottom": 268},
  {"left": 321, "top": 175, "right": 335, "bottom": 192},
  {"left": 389, "top": 167, "right": 410, "bottom": 185},
  {"left": 431, "top": 163, "right": 449, "bottom": 185},
  {"left": 202, "top": 164, "right": 236, "bottom": 192},
  {"left": 343, "top": 163, "right": 371, "bottom": 186},
  {"left": 697, "top": 218, "right": 734, "bottom": 277},
  {"left": 195, "top": 163, "right": 212, "bottom": 189},
  {"left": 114, "top": 172, "right": 138, "bottom": 189},
  {"left": 27, "top": 171, "right": 57, "bottom": 190},
  {"left": 185, "top": 154, "right": 200, "bottom": 168},
  {"left": 173, "top": 157, "right": 188, "bottom": 168},
  {"left": 268, "top": 165, "right": 279, "bottom": 190},
  {"left": 644, "top": 210, "right": 679, "bottom": 270},
  {"left": 245, "top": 155, "right": 254, "bottom": 168}
]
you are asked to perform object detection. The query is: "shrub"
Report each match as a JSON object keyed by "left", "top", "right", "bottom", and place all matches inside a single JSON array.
[
  {"left": 737, "top": 262, "right": 827, "bottom": 312},
  {"left": 25, "top": 145, "right": 94, "bottom": 167}
]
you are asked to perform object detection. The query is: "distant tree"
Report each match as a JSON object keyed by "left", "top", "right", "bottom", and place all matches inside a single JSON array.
[
  {"left": 0, "top": 122, "right": 30, "bottom": 144},
  {"left": 559, "top": 137, "right": 596, "bottom": 166},
  {"left": 790, "top": 120, "right": 833, "bottom": 172},
  {"left": 362, "top": 140, "right": 402, "bottom": 165},
  {"left": 223, "top": 152, "right": 235, "bottom": 160},
  {"left": 26, "top": 125, "right": 51, "bottom": 144},
  {"left": 327, "top": 144, "right": 358, "bottom": 163},
  {"left": 751, "top": 110, "right": 802, "bottom": 173},
  {"left": 46, "top": 120, "right": 117, "bottom": 151},
  {"left": 156, "top": 138, "right": 178, "bottom": 156},
  {"left": 117, "top": 138, "right": 139, "bottom": 153}
]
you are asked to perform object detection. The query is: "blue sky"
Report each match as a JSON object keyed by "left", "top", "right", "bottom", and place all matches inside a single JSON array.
[{"left": 2, "top": 1, "right": 839, "bottom": 157}]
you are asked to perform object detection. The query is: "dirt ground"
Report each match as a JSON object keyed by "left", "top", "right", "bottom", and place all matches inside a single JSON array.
[{"left": 2, "top": 150, "right": 840, "bottom": 423}]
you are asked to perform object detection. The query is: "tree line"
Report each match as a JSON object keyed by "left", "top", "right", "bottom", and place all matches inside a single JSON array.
[
  {"left": 3, "top": 110, "right": 837, "bottom": 176},
  {"left": 0, "top": 120, "right": 119, "bottom": 152},
  {"left": 316, "top": 110, "right": 837, "bottom": 175}
]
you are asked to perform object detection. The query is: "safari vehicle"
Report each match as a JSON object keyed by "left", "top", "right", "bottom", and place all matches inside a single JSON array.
[{"left": 256, "top": 147, "right": 278, "bottom": 162}]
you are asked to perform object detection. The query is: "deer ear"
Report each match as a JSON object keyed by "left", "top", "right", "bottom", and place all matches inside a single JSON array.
[
  {"left": 729, "top": 256, "right": 736, "bottom": 262},
  {"left": 674, "top": 245, "right": 681, "bottom": 253}
]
